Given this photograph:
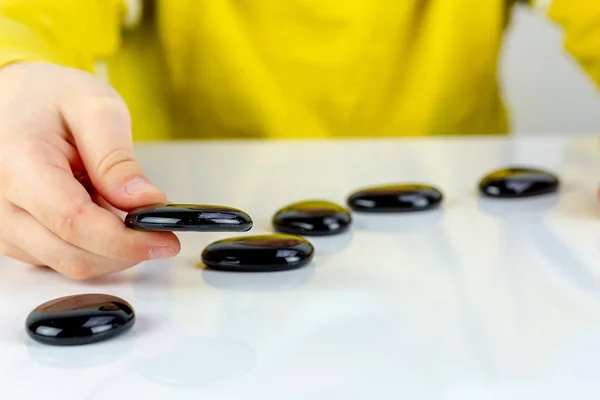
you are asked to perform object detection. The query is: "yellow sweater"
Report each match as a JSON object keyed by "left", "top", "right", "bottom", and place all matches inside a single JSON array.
[{"left": 0, "top": 0, "right": 599, "bottom": 140}]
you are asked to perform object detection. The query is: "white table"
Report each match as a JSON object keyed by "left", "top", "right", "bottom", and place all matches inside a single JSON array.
[{"left": 2, "top": 135, "right": 600, "bottom": 399}]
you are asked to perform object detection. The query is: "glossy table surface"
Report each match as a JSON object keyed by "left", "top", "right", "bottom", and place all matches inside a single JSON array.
[{"left": 2, "top": 135, "right": 600, "bottom": 399}]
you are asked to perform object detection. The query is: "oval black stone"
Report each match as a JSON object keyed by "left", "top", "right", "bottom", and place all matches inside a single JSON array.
[
  {"left": 478, "top": 167, "right": 559, "bottom": 198},
  {"left": 201, "top": 234, "right": 314, "bottom": 272},
  {"left": 347, "top": 184, "right": 443, "bottom": 212},
  {"left": 125, "top": 204, "right": 253, "bottom": 232},
  {"left": 272, "top": 200, "right": 352, "bottom": 236},
  {"left": 26, "top": 294, "right": 135, "bottom": 346}
]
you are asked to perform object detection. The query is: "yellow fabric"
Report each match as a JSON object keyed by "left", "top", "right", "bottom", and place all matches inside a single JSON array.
[{"left": 0, "top": 0, "right": 598, "bottom": 140}]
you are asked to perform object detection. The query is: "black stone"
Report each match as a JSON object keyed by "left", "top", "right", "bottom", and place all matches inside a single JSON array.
[
  {"left": 272, "top": 200, "right": 351, "bottom": 236},
  {"left": 26, "top": 294, "right": 135, "bottom": 346},
  {"left": 201, "top": 234, "right": 314, "bottom": 272},
  {"left": 347, "top": 184, "right": 443, "bottom": 212},
  {"left": 478, "top": 167, "right": 559, "bottom": 198},
  {"left": 125, "top": 204, "right": 253, "bottom": 232}
]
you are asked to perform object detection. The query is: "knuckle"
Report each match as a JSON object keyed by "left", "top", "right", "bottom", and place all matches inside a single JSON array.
[
  {"left": 50, "top": 201, "right": 89, "bottom": 243},
  {"left": 56, "top": 256, "right": 95, "bottom": 280},
  {"left": 84, "top": 93, "right": 130, "bottom": 124},
  {"left": 110, "top": 233, "right": 141, "bottom": 261},
  {"left": 51, "top": 211, "right": 77, "bottom": 242},
  {"left": 95, "top": 148, "right": 138, "bottom": 179}
]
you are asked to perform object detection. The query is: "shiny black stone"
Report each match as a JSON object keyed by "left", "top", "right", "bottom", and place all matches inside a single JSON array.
[
  {"left": 272, "top": 200, "right": 351, "bottom": 236},
  {"left": 26, "top": 294, "right": 135, "bottom": 346},
  {"left": 201, "top": 234, "right": 314, "bottom": 272},
  {"left": 478, "top": 167, "right": 559, "bottom": 198},
  {"left": 125, "top": 204, "right": 253, "bottom": 232},
  {"left": 347, "top": 184, "right": 443, "bottom": 212}
]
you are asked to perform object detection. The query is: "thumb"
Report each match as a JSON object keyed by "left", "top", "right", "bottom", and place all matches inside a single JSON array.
[{"left": 59, "top": 83, "right": 167, "bottom": 211}]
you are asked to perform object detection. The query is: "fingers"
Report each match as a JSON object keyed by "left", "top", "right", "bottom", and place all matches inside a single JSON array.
[
  {"left": 58, "top": 83, "right": 166, "bottom": 211},
  {"left": 0, "top": 202, "right": 138, "bottom": 279},
  {"left": 5, "top": 147, "right": 181, "bottom": 263},
  {"left": 90, "top": 189, "right": 127, "bottom": 219},
  {"left": 0, "top": 64, "right": 180, "bottom": 280},
  {"left": 0, "top": 240, "right": 43, "bottom": 266}
]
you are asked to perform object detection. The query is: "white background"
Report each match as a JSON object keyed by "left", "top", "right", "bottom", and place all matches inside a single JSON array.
[{"left": 501, "top": 5, "right": 600, "bottom": 135}]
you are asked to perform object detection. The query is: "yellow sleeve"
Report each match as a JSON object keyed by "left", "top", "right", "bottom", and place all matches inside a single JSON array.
[
  {"left": 0, "top": 0, "right": 141, "bottom": 73},
  {"left": 542, "top": 0, "right": 600, "bottom": 87}
]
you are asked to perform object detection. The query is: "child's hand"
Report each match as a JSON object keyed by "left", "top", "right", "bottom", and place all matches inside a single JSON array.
[{"left": 0, "top": 62, "right": 180, "bottom": 279}]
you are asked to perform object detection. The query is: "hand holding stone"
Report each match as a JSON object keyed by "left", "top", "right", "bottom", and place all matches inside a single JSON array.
[{"left": 0, "top": 62, "right": 181, "bottom": 279}]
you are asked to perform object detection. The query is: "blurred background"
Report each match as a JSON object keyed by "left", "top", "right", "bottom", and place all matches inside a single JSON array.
[{"left": 502, "top": 5, "right": 600, "bottom": 135}]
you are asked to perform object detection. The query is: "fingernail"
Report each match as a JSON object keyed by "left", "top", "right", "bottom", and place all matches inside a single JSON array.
[
  {"left": 150, "top": 246, "right": 176, "bottom": 259},
  {"left": 125, "top": 177, "right": 160, "bottom": 195}
]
